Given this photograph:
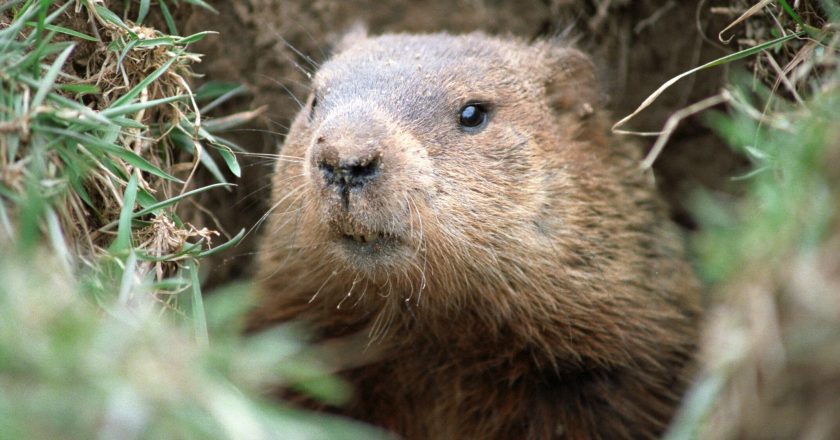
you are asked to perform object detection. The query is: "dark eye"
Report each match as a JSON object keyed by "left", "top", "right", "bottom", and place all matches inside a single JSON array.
[
  {"left": 459, "top": 103, "right": 489, "bottom": 130},
  {"left": 309, "top": 95, "right": 318, "bottom": 117}
]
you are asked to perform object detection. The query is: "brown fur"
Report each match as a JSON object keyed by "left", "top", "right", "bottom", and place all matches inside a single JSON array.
[{"left": 250, "top": 32, "right": 701, "bottom": 439}]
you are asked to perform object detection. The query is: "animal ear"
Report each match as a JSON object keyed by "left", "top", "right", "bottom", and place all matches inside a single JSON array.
[
  {"left": 536, "top": 42, "right": 603, "bottom": 119},
  {"left": 332, "top": 22, "right": 368, "bottom": 55}
]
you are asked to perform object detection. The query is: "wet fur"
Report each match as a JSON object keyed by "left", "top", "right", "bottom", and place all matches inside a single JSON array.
[{"left": 250, "top": 33, "right": 701, "bottom": 439}]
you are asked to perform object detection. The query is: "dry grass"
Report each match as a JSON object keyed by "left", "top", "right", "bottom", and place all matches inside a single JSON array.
[
  {"left": 650, "top": 2, "right": 840, "bottom": 438},
  {"left": 0, "top": 1, "right": 388, "bottom": 438},
  {"left": 3, "top": 1, "right": 840, "bottom": 438},
  {"left": 0, "top": 0, "right": 254, "bottom": 302}
]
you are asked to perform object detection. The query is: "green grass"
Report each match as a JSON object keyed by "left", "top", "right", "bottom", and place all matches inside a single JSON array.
[
  {"left": 0, "top": 1, "right": 387, "bottom": 438},
  {"left": 660, "top": 2, "right": 840, "bottom": 438},
  {"left": 0, "top": 253, "right": 387, "bottom": 439},
  {"left": 666, "top": 76, "right": 840, "bottom": 439},
  {"left": 3, "top": 0, "right": 839, "bottom": 438}
]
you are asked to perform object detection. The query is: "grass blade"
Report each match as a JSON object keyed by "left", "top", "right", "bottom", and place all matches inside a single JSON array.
[
  {"left": 158, "top": 0, "right": 177, "bottom": 35},
  {"left": 0, "top": 198, "right": 14, "bottom": 239},
  {"left": 613, "top": 31, "right": 805, "bottom": 133},
  {"left": 215, "top": 145, "right": 241, "bottom": 177},
  {"left": 112, "top": 171, "right": 139, "bottom": 252},
  {"left": 0, "top": 0, "right": 23, "bottom": 13},
  {"left": 137, "top": 0, "right": 151, "bottom": 23},
  {"left": 778, "top": 0, "right": 807, "bottom": 29},
  {"left": 93, "top": 5, "right": 135, "bottom": 35},
  {"left": 98, "top": 183, "right": 235, "bottom": 232},
  {"left": 101, "top": 95, "right": 188, "bottom": 118},
  {"left": 188, "top": 259, "right": 209, "bottom": 347},
  {"left": 132, "top": 183, "right": 234, "bottom": 218},
  {"left": 16, "top": 74, "right": 113, "bottom": 124},
  {"left": 197, "top": 228, "right": 245, "bottom": 258},
  {"left": 31, "top": 43, "right": 74, "bottom": 109},
  {"left": 110, "top": 55, "right": 178, "bottom": 108},
  {"left": 58, "top": 83, "right": 100, "bottom": 94},
  {"left": 182, "top": 0, "right": 219, "bottom": 14},
  {"left": 25, "top": 22, "right": 98, "bottom": 42},
  {"left": 0, "top": 1, "right": 38, "bottom": 40},
  {"left": 176, "top": 31, "right": 218, "bottom": 45},
  {"left": 117, "top": 250, "right": 138, "bottom": 304},
  {"left": 45, "top": 206, "right": 72, "bottom": 273},
  {"left": 35, "top": 125, "right": 182, "bottom": 182}
]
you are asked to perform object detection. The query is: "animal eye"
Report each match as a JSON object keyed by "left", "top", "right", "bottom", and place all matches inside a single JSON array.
[
  {"left": 310, "top": 95, "right": 318, "bottom": 114},
  {"left": 459, "top": 103, "right": 489, "bottom": 130},
  {"left": 306, "top": 95, "right": 319, "bottom": 122}
]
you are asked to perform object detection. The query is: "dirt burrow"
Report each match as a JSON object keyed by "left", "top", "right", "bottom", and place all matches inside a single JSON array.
[{"left": 181, "top": 0, "right": 745, "bottom": 283}]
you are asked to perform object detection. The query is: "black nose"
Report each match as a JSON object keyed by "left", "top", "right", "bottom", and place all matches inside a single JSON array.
[{"left": 318, "top": 155, "right": 382, "bottom": 190}]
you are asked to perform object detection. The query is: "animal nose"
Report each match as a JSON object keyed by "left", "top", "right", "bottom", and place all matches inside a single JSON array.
[
  {"left": 311, "top": 111, "right": 389, "bottom": 195},
  {"left": 318, "top": 153, "right": 382, "bottom": 189}
]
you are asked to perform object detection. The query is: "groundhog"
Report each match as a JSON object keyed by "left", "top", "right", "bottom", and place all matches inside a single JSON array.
[{"left": 249, "top": 31, "right": 702, "bottom": 440}]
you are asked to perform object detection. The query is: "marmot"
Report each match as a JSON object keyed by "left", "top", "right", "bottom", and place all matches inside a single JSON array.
[{"left": 250, "top": 32, "right": 701, "bottom": 440}]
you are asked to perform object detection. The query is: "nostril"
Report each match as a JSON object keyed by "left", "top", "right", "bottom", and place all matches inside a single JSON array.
[
  {"left": 345, "top": 155, "right": 382, "bottom": 187},
  {"left": 318, "top": 160, "right": 337, "bottom": 185},
  {"left": 317, "top": 154, "right": 382, "bottom": 189},
  {"left": 350, "top": 156, "right": 381, "bottom": 181}
]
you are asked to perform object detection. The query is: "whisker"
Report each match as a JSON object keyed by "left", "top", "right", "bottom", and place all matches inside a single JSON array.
[
  {"left": 310, "top": 269, "right": 339, "bottom": 303},
  {"left": 248, "top": 181, "right": 308, "bottom": 238},
  {"left": 232, "top": 173, "right": 306, "bottom": 208},
  {"left": 240, "top": 160, "right": 283, "bottom": 170},
  {"left": 227, "top": 151, "right": 304, "bottom": 163},
  {"left": 225, "top": 127, "right": 291, "bottom": 138},
  {"left": 262, "top": 75, "right": 306, "bottom": 110},
  {"left": 270, "top": 41, "right": 313, "bottom": 79},
  {"left": 278, "top": 86, "right": 304, "bottom": 111},
  {"left": 275, "top": 32, "right": 321, "bottom": 70},
  {"left": 337, "top": 273, "right": 360, "bottom": 309},
  {"left": 290, "top": 20, "right": 327, "bottom": 62},
  {"left": 407, "top": 194, "right": 428, "bottom": 305},
  {"left": 266, "top": 192, "right": 314, "bottom": 240},
  {"left": 231, "top": 182, "right": 274, "bottom": 208},
  {"left": 352, "top": 279, "right": 370, "bottom": 308},
  {"left": 264, "top": 116, "right": 292, "bottom": 132},
  {"left": 277, "top": 76, "right": 314, "bottom": 93}
]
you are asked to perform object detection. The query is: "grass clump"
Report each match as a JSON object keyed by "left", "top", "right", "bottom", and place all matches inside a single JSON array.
[
  {"left": 656, "top": 2, "right": 840, "bottom": 439},
  {"left": 0, "top": 1, "right": 387, "bottom": 438},
  {"left": 0, "top": 251, "right": 386, "bottom": 439},
  {"left": 668, "top": 80, "right": 840, "bottom": 440},
  {"left": 1, "top": 0, "right": 249, "bottom": 272}
]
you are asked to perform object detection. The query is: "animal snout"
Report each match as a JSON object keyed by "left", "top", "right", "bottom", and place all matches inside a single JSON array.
[
  {"left": 317, "top": 151, "right": 383, "bottom": 190},
  {"left": 312, "top": 128, "right": 387, "bottom": 195}
]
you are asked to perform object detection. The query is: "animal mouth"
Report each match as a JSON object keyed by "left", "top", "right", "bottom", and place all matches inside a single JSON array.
[
  {"left": 342, "top": 231, "right": 397, "bottom": 244},
  {"left": 336, "top": 222, "right": 402, "bottom": 255}
]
